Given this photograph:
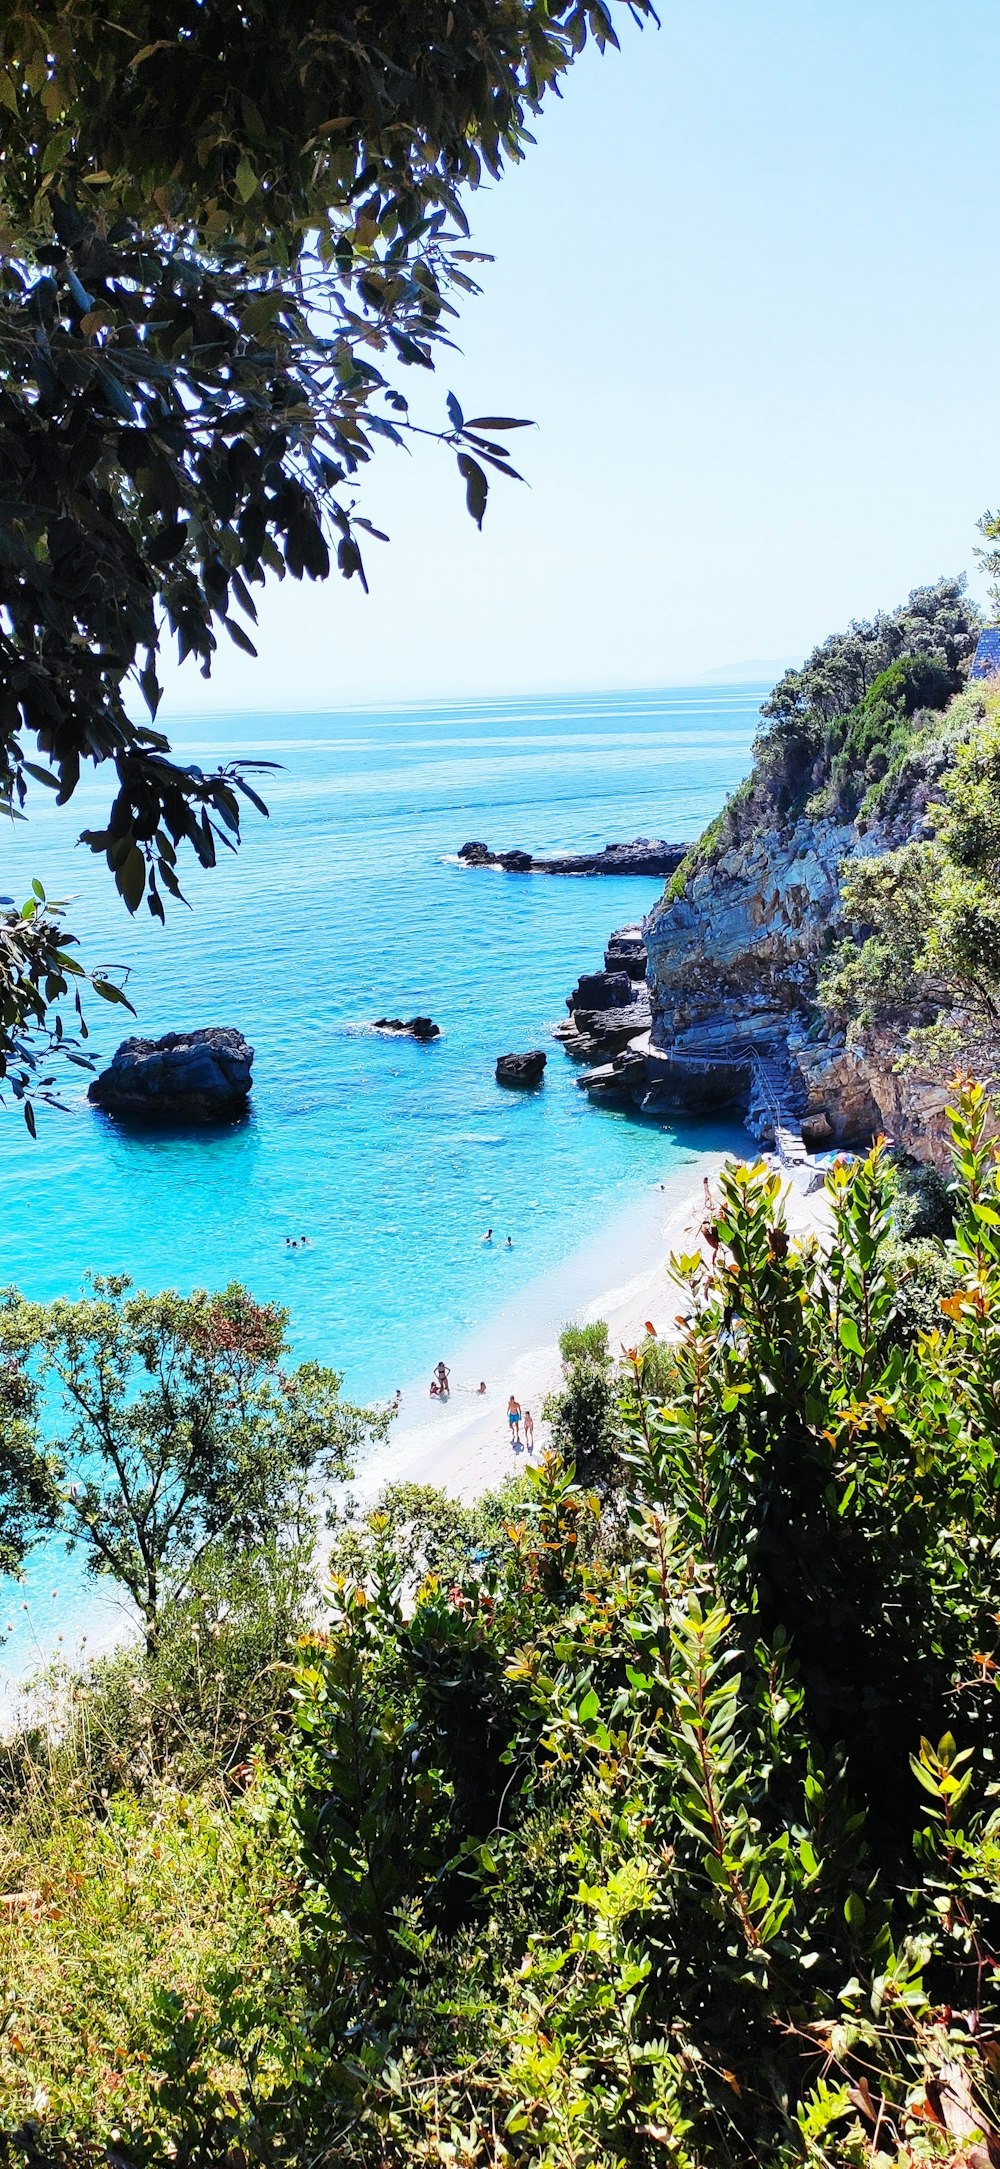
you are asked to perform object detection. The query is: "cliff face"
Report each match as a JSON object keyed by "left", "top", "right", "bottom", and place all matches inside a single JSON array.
[{"left": 640, "top": 783, "right": 955, "bottom": 1162}]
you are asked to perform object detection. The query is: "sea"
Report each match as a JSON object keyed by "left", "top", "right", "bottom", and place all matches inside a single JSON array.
[{"left": 0, "top": 683, "right": 760, "bottom": 1670}]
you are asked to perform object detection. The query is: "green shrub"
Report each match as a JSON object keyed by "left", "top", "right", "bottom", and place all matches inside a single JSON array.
[
  {"left": 543, "top": 1319, "right": 618, "bottom": 1490},
  {"left": 557, "top": 1320, "right": 610, "bottom": 1366},
  {"left": 887, "top": 1151, "right": 955, "bottom": 1240},
  {"left": 0, "top": 1771, "right": 301, "bottom": 2160}
]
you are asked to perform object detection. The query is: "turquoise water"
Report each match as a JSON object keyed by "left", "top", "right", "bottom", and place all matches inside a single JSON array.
[{"left": 0, "top": 685, "right": 758, "bottom": 1664}]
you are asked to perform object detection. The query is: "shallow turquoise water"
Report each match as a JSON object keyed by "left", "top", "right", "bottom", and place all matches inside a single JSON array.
[{"left": 0, "top": 685, "right": 758, "bottom": 1662}]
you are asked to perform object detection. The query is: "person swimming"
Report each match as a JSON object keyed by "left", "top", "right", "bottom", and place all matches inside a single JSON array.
[
  {"left": 505, "top": 1235, "right": 513, "bottom": 1249},
  {"left": 483, "top": 1228, "right": 493, "bottom": 1243},
  {"left": 477, "top": 1380, "right": 487, "bottom": 1395}
]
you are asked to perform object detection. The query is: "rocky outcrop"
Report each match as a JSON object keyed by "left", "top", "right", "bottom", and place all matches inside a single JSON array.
[
  {"left": 496, "top": 1049, "right": 547, "bottom": 1087},
  {"left": 555, "top": 925, "right": 653, "bottom": 1067},
  {"left": 459, "top": 838, "right": 687, "bottom": 877},
  {"left": 554, "top": 787, "right": 969, "bottom": 1162},
  {"left": 89, "top": 1027, "right": 253, "bottom": 1122},
  {"left": 374, "top": 1016, "right": 440, "bottom": 1040}
]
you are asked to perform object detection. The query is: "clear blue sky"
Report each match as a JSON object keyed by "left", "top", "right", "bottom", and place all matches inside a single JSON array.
[{"left": 166, "top": 0, "right": 1000, "bottom": 712}]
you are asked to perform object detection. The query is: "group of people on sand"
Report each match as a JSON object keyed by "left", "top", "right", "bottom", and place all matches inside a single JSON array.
[
  {"left": 427, "top": 1361, "right": 489, "bottom": 1400},
  {"left": 420, "top": 1366, "right": 535, "bottom": 1452},
  {"left": 506, "top": 1396, "right": 534, "bottom": 1451}
]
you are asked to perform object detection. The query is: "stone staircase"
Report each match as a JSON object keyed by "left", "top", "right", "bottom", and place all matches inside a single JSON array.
[{"left": 747, "top": 1050, "right": 808, "bottom": 1165}]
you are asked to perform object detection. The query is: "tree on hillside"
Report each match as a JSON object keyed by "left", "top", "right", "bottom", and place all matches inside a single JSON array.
[
  {"left": 0, "top": 1276, "right": 383, "bottom": 1649},
  {"left": 0, "top": 0, "right": 650, "bottom": 1111}
]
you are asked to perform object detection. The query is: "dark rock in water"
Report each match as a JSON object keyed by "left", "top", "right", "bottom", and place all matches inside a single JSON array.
[
  {"left": 496, "top": 1049, "right": 547, "bottom": 1088},
  {"left": 88, "top": 1026, "right": 253, "bottom": 1123},
  {"left": 374, "top": 1016, "right": 440, "bottom": 1041},
  {"left": 458, "top": 839, "right": 532, "bottom": 871},
  {"left": 459, "top": 838, "right": 686, "bottom": 877}
]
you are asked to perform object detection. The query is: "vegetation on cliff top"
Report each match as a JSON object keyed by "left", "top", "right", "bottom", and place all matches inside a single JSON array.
[
  {"left": 5, "top": 1084, "right": 1000, "bottom": 2165},
  {"left": 662, "top": 581, "right": 981, "bottom": 904},
  {"left": 820, "top": 677, "right": 1000, "bottom": 1067}
]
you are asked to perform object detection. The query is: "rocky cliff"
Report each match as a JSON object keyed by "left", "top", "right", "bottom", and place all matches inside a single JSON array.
[
  {"left": 641, "top": 799, "right": 952, "bottom": 1159},
  {"left": 560, "top": 583, "right": 991, "bottom": 1165}
]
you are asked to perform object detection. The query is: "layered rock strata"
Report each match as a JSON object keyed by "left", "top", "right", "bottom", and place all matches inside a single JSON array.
[{"left": 89, "top": 1027, "right": 253, "bottom": 1122}]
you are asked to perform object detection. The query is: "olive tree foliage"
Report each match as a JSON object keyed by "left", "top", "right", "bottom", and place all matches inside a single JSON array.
[
  {"left": 0, "top": 0, "right": 651, "bottom": 1101},
  {"left": 0, "top": 1275, "right": 385, "bottom": 1648}
]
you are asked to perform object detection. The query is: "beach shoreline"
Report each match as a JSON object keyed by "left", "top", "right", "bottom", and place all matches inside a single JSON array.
[{"left": 350, "top": 1144, "right": 831, "bottom": 1507}]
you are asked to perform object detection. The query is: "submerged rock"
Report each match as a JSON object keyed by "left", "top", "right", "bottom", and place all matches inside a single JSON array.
[
  {"left": 88, "top": 1026, "right": 253, "bottom": 1123},
  {"left": 374, "top": 1016, "right": 440, "bottom": 1040},
  {"left": 496, "top": 1049, "right": 547, "bottom": 1088}
]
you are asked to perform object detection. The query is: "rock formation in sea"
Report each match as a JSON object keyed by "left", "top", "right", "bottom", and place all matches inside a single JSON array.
[
  {"left": 458, "top": 838, "right": 686, "bottom": 877},
  {"left": 373, "top": 1016, "right": 440, "bottom": 1040},
  {"left": 88, "top": 1027, "right": 254, "bottom": 1122},
  {"left": 496, "top": 1049, "right": 547, "bottom": 1087}
]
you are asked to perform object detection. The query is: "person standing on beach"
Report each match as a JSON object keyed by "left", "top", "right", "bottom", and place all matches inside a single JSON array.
[
  {"left": 507, "top": 1394, "right": 522, "bottom": 1447},
  {"left": 435, "top": 1360, "right": 451, "bottom": 1397},
  {"left": 523, "top": 1408, "right": 534, "bottom": 1451}
]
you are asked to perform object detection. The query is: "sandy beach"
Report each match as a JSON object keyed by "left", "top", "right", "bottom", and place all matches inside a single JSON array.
[{"left": 352, "top": 1145, "right": 832, "bottom": 1507}]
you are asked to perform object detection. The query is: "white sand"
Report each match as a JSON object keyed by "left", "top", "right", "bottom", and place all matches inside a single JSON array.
[{"left": 351, "top": 1151, "right": 832, "bottom": 1506}]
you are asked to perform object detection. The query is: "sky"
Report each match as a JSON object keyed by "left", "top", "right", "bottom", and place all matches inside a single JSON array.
[{"left": 164, "top": 0, "right": 1000, "bottom": 712}]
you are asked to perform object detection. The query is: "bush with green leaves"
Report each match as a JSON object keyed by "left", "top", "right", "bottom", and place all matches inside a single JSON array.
[
  {"left": 264, "top": 1081, "right": 1000, "bottom": 2167},
  {"left": 541, "top": 1318, "right": 620, "bottom": 1494}
]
